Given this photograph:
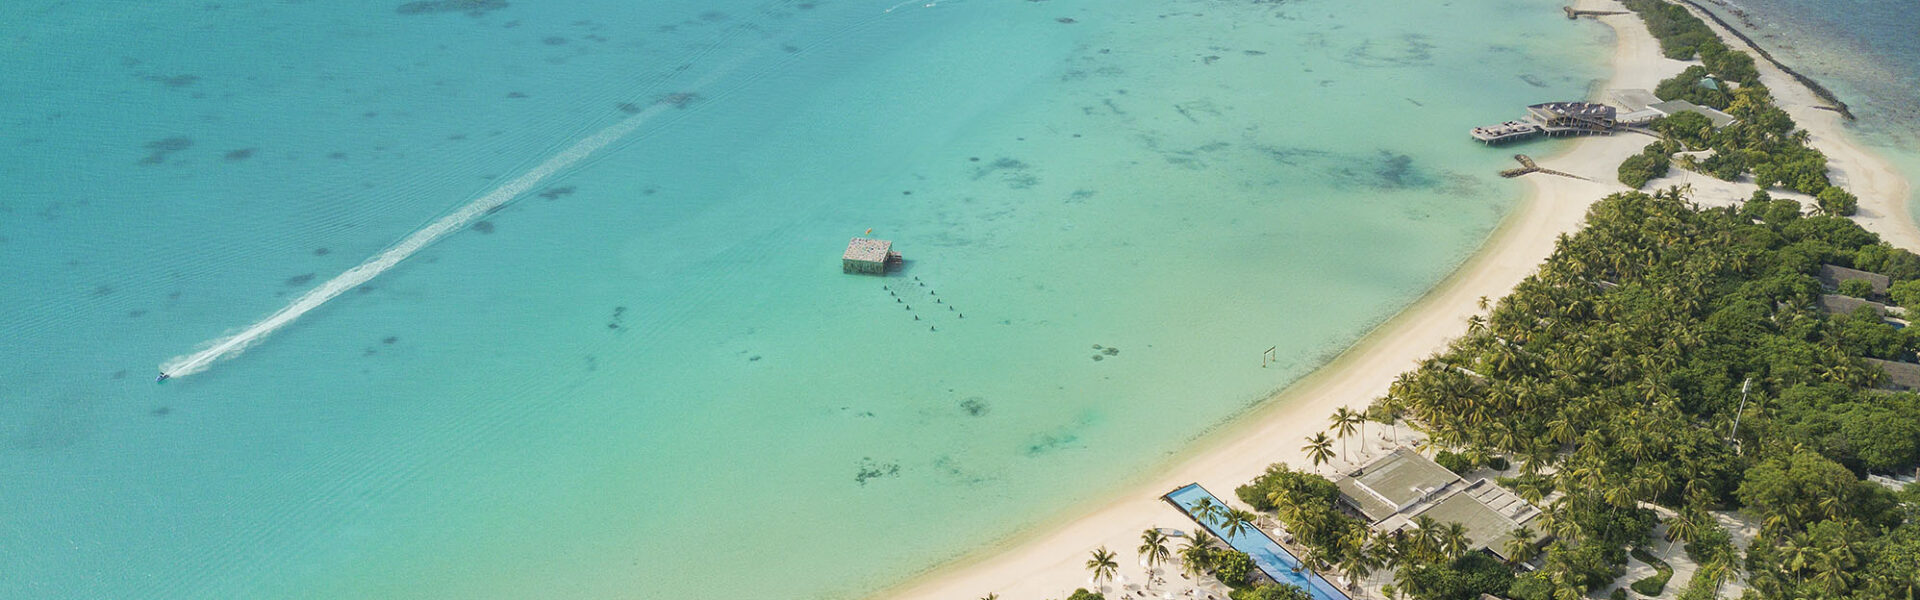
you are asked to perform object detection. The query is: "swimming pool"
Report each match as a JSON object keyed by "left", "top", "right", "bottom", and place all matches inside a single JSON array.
[{"left": 1163, "top": 483, "right": 1351, "bottom": 600}]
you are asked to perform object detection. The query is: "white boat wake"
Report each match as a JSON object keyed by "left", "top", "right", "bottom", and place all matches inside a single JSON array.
[{"left": 158, "top": 92, "right": 693, "bottom": 380}]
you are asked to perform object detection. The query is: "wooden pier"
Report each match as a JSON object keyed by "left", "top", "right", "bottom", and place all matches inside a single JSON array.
[
  {"left": 843, "top": 237, "right": 903, "bottom": 275},
  {"left": 1499, "top": 154, "right": 1588, "bottom": 181},
  {"left": 1563, "top": 6, "right": 1629, "bottom": 19}
]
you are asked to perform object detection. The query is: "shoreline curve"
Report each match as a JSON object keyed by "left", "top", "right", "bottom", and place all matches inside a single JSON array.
[{"left": 865, "top": 1, "right": 1918, "bottom": 598}]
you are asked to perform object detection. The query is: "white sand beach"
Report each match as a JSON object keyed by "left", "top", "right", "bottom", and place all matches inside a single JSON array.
[{"left": 871, "top": 2, "right": 1915, "bottom": 598}]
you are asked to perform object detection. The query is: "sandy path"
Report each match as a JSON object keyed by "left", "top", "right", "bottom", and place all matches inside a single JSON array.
[{"left": 868, "top": 2, "right": 1906, "bottom": 598}]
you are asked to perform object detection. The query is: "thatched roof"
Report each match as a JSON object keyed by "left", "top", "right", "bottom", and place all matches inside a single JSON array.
[
  {"left": 1818, "top": 264, "right": 1892, "bottom": 296},
  {"left": 1865, "top": 358, "right": 1920, "bottom": 392}
]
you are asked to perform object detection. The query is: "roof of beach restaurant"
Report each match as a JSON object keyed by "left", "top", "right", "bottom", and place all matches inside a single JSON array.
[
  {"left": 843, "top": 237, "right": 892, "bottom": 263},
  {"left": 1526, "top": 101, "right": 1616, "bottom": 118}
]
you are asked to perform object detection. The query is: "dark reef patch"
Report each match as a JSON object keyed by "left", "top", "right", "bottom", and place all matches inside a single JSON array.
[
  {"left": 541, "top": 36, "right": 568, "bottom": 46},
  {"left": 139, "top": 137, "right": 193, "bottom": 165},
  {"left": 616, "top": 102, "right": 642, "bottom": 115},
  {"left": 657, "top": 92, "right": 701, "bottom": 108},
  {"left": 146, "top": 74, "right": 200, "bottom": 88},
  {"left": 473, "top": 220, "right": 495, "bottom": 234},
  {"left": 537, "top": 185, "right": 576, "bottom": 200},
  {"left": 285, "top": 273, "right": 316, "bottom": 286},
  {"left": 224, "top": 148, "right": 255, "bottom": 161},
  {"left": 854, "top": 458, "right": 902, "bottom": 485},
  {"left": 960, "top": 397, "right": 989, "bottom": 416},
  {"left": 506, "top": 91, "right": 527, "bottom": 98},
  {"left": 395, "top": 0, "right": 509, "bottom": 17},
  {"left": 314, "top": 247, "right": 331, "bottom": 256}
]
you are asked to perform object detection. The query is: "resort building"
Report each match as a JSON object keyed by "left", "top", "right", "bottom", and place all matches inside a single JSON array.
[
  {"left": 1333, "top": 447, "right": 1547, "bottom": 562},
  {"left": 1608, "top": 89, "right": 1737, "bottom": 128},
  {"left": 1469, "top": 101, "right": 1620, "bottom": 144},
  {"left": 1524, "top": 102, "right": 1616, "bottom": 135},
  {"left": 1864, "top": 358, "right": 1920, "bottom": 392},
  {"left": 1645, "top": 100, "right": 1738, "bottom": 128},
  {"left": 841, "top": 237, "right": 902, "bottom": 275},
  {"left": 1818, "top": 264, "right": 1893, "bottom": 297},
  {"left": 1817, "top": 294, "right": 1894, "bottom": 318}
]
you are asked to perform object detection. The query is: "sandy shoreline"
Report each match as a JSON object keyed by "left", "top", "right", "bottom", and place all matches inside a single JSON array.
[{"left": 870, "top": 2, "right": 1914, "bottom": 598}]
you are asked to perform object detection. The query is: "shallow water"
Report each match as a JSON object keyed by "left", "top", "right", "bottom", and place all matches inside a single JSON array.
[{"left": 0, "top": 1, "right": 1606, "bottom": 598}]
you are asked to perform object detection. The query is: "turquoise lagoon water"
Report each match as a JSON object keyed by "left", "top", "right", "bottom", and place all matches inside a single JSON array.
[{"left": 0, "top": 1, "right": 1606, "bottom": 598}]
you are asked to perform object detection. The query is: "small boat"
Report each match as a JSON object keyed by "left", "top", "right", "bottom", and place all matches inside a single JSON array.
[{"left": 156, "top": 373, "right": 171, "bottom": 383}]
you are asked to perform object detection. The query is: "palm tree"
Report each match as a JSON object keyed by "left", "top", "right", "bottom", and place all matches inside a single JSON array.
[
  {"left": 1368, "top": 401, "right": 1403, "bottom": 442},
  {"left": 979, "top": 595, "right": 999, "bottom": 600},
  {"left": 1180, "top": 532, "right": 1215, "bottom": 578},
  {"left": 1440, "top": 522, "right": 1471, "bottom": 560},
  {"left": 1222, "top": 508, "right": 1257, "bottom": 541},
  {"left": 1138, "top": 528, "right": 1172, "bottom": 576},
  {"left": 1086, "top": 546, "right": 1118, "bottom": 594},
  {"left": 1503, "top": 526, "right": 1538, "bottom": 566},
  {"left": 1189, "top": 497, "right": 1222, "bottom": 527},
  {"left": 1303, "top": 432, "right": 1336, "bottom": 469},
  {"left": 1330, "top": 407, "right": 1362, "bottom": 460},
  {"left": 1663, "top": 512, "right": 1698, "bottom": 555},
  {"left": 1337, "top": 547, "right": 1379, "bottom": 592}
]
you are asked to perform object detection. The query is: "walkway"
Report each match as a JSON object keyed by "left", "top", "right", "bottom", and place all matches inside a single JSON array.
[{"left": 1162, "top": 484, "right": 1351, "bottom": 600}]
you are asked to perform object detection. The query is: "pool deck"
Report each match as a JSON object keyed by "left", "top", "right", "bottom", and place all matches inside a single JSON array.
[{"left": 1161, "top": 483, "right": 1352, "bottom": 600}]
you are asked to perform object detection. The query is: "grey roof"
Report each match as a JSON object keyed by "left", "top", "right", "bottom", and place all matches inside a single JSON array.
[
  {"left": 1334, "top": 447, "right": 1464, "bottom": 522},
  {"left": 1818, "top": 294, "right": 1890, "bottom": 317},
  {"left": 1648, "top": 99, "right": 1737, "bottom": 128},
  {"left": 1818, "top": 264, "right": 1892, "bottom": 296},
  {"left": 1337, "top": 448, "right": 1550, "bottom": 561},
  {"left": 843, "top": 237, "right": 892, "bottom": 263},
  {"left": 1526, "top": 101, "right": 1617, "bottom": 119},
  {"left": 1865, "top": 358, "right": 1920, "bottom": 392},
  {"left": 1609, "top": 89, "right": 1661, "bottom": 112}
]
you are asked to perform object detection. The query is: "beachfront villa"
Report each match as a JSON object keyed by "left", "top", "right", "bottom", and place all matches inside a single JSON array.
[
  {"left": 1863, "top": 358, "right": 1920, "bottom": 392},
  {"left": 842, "top": 237, "right": 903, "bottom": 275},
  {"left": 1332, "top": 448, "right": 1547, "bottom": 563},
  {"left": 1817, "top": 263, "right": 1893, "bottom": 297}
]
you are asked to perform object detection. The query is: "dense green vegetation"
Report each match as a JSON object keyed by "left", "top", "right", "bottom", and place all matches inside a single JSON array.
[
  {"left": 1627, "top": 547, "right": 1672, "bottom": 595},
  {"left": 1621, "top": 0, "right": 1721, "bottom": 61},
  {"left": 1230, "top": 583, "right": 1311, "bottom": 600},
  {"left": 1617, "top": 141, "right": 1674, "bottom": 189},
  {"left": 1376, "top": 189, "right": 1920, "bottom": 599},
  {"left": 1621, "top": 0, "right": 1840, "bottom": 198}
]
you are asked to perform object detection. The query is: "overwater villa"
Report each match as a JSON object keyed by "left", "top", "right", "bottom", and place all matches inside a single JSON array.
[{"left": 842, "top": 237, "right": 903, "bottom": 275}]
